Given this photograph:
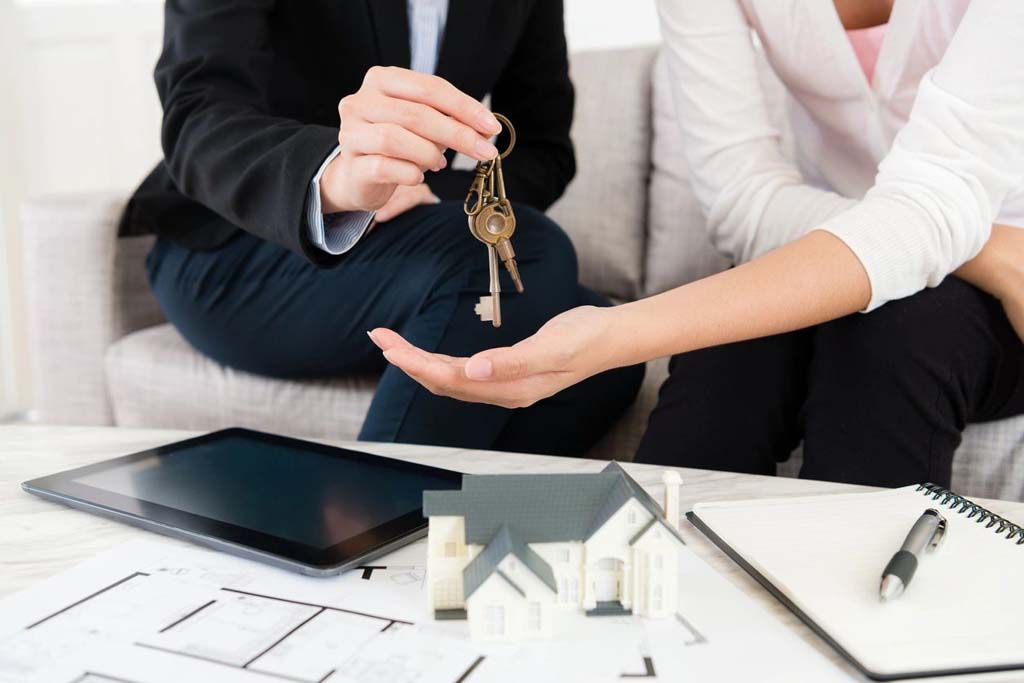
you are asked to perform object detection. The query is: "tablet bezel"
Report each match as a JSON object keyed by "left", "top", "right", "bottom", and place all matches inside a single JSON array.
[{"left": 22, "top": 428, "right": 463, "bottom": 573}]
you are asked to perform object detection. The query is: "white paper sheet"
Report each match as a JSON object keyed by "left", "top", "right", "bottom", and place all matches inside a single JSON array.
[{"left": 0, "top": 538, "right": 853, "bottom": 683}]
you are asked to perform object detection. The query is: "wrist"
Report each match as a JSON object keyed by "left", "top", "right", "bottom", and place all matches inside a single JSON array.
[
  {"left": 602, "top": 301, "right": 665, "bottom": 370},
  {"left": 319, "top": 155, "right": 357, "bottom": 214},
  {"left": 994, "top": 252, "right": 1024, "bottom": 301}
]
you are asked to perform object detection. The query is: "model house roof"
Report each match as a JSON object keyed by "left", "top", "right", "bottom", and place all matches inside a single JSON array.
[
  {"left": 423, "top": 462, "right": 681, "bottom": 545},
  {"left": 426, "top": 462, "right": 686, "bottom": 603},
  {"left": 462, "top": 525, "right": 557, "bottom": 598}
]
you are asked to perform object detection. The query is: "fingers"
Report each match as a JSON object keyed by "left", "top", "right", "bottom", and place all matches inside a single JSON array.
[
  {"left": 382, "top": 345, "right": 552, "bottom": 409},
  {"left": 351, "top": 155, "right": 424, "bottom": 188},
  {"left": 368, "top": 328, "right": 459, "bottom": 363},
  {"left": 368, "top": 328, "right": 412, "bottom": 352},
  {"left": 465, "top": 336, "right": 568, "bottom": 382},
  {"left": 363, "top": 66, "right": 500, "bottom": 136},
  {"left": 374, "top": 187, "right": 440, "bottom": 223},
  {"left": 340, "top": 122, "right": 447, "bottom": 173},
  {"left": 343, "top": 91, "right": 498, "bottom": 162}
]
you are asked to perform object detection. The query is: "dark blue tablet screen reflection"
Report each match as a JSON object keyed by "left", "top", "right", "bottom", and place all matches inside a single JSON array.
[{"left": 75, "top": 437, "right": 456, "bottom": 548}]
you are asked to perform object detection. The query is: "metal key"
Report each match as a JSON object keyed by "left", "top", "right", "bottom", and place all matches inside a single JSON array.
[
  {"left": 464, "top": 114, "right": 522, "bottom": 327},
  {"left": 489, "top": 154, "right": 524, "bottom": 294},
  {"left": 474, "top": 244, "right": 502, "bottom": 326}
]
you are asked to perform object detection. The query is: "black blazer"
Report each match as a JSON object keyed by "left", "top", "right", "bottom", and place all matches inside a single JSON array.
[{"left": 120, "top": 0, "right": 575, "bottom": 265}]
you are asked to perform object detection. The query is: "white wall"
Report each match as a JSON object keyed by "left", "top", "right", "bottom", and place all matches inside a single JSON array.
[
  {"left": 0, "top": 0, "right": 661, "bottom": 416},
  {"left": 565, "top": 0, "right": 661, "bottom": 51}
]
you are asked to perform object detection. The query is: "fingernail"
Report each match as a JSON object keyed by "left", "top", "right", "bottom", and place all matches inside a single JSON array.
[
  {"left": 382, "top": 349, "right": 396, "bottom": 364},
  {"left": 478, "top": 111, "right": 501, "bottom": 134},
  {"left": 439, "top": 156, "right": 448, "bottom": 169},
  {"left": 465, "top": 357, "right": 493, "bottom": 380},
  {"left": 475, "top": 140, "right": 499, "bottom": 160}
]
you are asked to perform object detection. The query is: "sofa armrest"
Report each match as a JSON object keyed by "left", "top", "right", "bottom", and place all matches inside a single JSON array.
[{"left": 21, "top": 192, "right": 165, "bottom": 425}]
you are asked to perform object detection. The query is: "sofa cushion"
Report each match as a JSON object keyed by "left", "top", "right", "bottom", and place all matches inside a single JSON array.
[
  {"left": 548, "top": 47, "right": 657, "bottom": 301},
  {"left": 106, "top": 324, "right": 377, "bottom": 440}
]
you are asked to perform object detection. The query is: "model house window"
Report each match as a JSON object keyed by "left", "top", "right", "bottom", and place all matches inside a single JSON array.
[
  {"left": 485, "top": 605, "right": 505, "bottom": 636},
  {"left": 654, "top": 554, "right": 663, "bottom": 570},
  {"left": 433, "top": 578, "right": 460, "bottom": 608},
  {"left": 653, "top": 584, "right": 663, "bottom": 611},
  {"left": 568, "top": 578, "right": 580, "bottom": 603},
  {"left": 558, "top": 548, "right": 570, "bottom": 563},
  {"left": 627, "top": 509, "right": 637, "bottom": 524},
  {"left": 559, "top": 577, "right": 568, "bottom": 602},
  {"left": 528, "top": 601, "right": 542, "bottom": 631},
  {"left": 444, "top": 541, "right": 456, "bottom": 557}
]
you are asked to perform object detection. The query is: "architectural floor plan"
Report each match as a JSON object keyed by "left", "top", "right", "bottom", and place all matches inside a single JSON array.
[{"left": 0, "top": 539, "right": 852, "bottom": 683}]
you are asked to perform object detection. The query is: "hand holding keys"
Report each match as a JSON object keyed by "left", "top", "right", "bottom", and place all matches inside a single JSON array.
[{"left": 464, "top": 114, "right": 524, "bottom": 328}]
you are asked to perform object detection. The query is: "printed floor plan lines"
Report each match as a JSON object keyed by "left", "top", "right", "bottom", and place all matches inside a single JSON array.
[
  {"left": 673, "top": 612, "right": 708, "bottom": 646},
  {"left": 126, "top": 583, "right": 473, "bottom": 683},
  {"left": 354, "top": 564, "right": 426, "bottom": 588},
  {"left": 70, "top": 673, "right": 146, "bottom": 683},
  {"left": 157, "top": 600, "right": 216, "bottom": 634},
  {"left": 26, "top": 573, "right": 151, "bottom": 630},
  {"left": 1, "top": 539, "right": 855, "bottom": 683},
  {"left": 619, "top": 656, "right": 656, "bottom": 679},
  {"left": 220, "top": 587, "right": 414, "bottom": 627}
]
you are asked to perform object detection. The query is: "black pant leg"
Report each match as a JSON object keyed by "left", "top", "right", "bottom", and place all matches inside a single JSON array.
[
  {"left": 146, "top": 201, "right": 640, "bottom": 454},
  {"left": 634, "top": 330, "right": 813, "bottom": 473},
  {"left": 492, "top": 285, "right": 645, "bottom": 457},
  {"left": 801, "top": 277, "right": 1024, "bottom": 488}
]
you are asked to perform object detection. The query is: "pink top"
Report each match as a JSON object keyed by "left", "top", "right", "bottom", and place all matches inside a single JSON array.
[{"left": 846, "top": 24, "right": 887, "bottom": 82}]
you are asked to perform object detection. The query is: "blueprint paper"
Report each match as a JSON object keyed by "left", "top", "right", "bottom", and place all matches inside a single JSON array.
[{"left": 0, "top": 538, "right": 853, "bottom": 682}]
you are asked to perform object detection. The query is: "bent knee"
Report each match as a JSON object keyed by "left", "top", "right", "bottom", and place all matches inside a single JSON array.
[
  {"left": 509, "top": 204, "right": 578, "bottom": 278},
  {"left": 817, "top": 278, "right": 990, "bottom": 365}
]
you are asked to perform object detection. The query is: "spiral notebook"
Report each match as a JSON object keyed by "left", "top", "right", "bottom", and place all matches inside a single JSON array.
[{"left": 688, "top": 484, "right": 1024, "bottom": 681}]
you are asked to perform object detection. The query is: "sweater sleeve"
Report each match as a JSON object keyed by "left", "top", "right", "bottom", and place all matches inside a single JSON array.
[
  {"left": 822, "top": 1, "right": 1024, "bottom": 310},
  {"left": 655, "top": 0, "right": 858, "bottom": 266}
]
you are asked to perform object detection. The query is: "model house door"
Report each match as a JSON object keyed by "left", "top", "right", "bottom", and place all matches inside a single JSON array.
[
  {"left": 485, "top": 605, "right": 505, "bottom": 637},
  {"left": 593, "top": 558, "right": 623, "bottom": 602}
]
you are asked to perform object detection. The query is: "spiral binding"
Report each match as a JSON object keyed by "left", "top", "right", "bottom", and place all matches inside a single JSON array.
[{"left": 917, "top": 484, "right": 1024, "bottom": 546}]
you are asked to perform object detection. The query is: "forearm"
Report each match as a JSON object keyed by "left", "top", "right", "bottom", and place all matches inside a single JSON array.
[
  {"left": 609, "top": 230, "right": 871, "bottom": 366},
  {"left": 954, "top": 225, "right": 1024, "bottom": 301}
]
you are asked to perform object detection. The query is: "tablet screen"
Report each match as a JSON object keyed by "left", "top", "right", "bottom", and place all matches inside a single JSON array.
[
  {"left": 75, "top": 436, "right": 455, "bottom": 549},
  {"left": 24, "top": 429, "right": 463, "bottom": 571}
]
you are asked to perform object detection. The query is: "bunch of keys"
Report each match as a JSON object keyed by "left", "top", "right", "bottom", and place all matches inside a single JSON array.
[{"left": 464, "top": 113, "right": 523, "bottom": 328}]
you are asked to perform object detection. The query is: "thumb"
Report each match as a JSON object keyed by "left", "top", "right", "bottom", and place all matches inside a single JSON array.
[{"left": 464, "top": 337, "right": 564, "bottom": 382}]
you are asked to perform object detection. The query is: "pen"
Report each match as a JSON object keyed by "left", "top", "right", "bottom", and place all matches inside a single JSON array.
[{"left": 879, "top": 508, "right": 947, "bottom": 602}]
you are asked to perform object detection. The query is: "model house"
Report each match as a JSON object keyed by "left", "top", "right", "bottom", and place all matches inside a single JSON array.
[{"left": 422, "top": 463, "right": 686, "bottom": 641}]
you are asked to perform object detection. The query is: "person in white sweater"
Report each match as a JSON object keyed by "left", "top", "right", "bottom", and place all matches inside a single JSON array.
[{"left": 369, "top": 0, "right": 1024, "bottom": 487}]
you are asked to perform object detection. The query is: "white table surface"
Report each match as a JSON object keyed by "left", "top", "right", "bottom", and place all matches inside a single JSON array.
[{"left": 3, "top": 425, "right": 1022, "bottom": 682}]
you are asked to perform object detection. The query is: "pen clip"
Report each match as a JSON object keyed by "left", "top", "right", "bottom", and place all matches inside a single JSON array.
[{"left": 925, "top": 508, "right": 948, "bottom": 552}]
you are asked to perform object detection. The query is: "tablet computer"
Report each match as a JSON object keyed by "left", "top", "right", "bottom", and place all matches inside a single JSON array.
[{"left": 22, "top": 428, "right": 463, "bottom": 576}]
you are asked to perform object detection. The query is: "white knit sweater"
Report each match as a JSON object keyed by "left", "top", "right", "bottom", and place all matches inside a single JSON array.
[{"left": 657, "top": 0, "right": 1024, "bottom": 310}]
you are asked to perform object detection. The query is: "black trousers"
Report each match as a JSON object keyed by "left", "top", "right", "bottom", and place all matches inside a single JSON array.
[
  {"left": 635, "top": 277, "right": 1024, "bottom": 488},
  {"left": 147, "top": 201, "right": 644, "bottom": 456}
]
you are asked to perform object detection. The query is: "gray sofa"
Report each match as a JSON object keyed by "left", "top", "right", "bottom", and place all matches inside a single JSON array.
[{"left": 22, "top": 47, "right": 1024, "bottom": 501}]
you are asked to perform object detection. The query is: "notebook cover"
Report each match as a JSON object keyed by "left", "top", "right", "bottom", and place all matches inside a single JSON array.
[{"left": 686, "top": 510, "right": 1024, "bottom": 681}]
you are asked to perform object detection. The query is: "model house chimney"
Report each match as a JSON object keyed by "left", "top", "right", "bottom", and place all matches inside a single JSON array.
[{"left": 661, "top": 470, "right": 682, "bottom": 530}]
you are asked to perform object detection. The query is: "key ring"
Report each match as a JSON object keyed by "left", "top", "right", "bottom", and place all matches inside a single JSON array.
[
  {"left": 493, "top": 113, "right": 515, "bottom": 159},
  {"left": 464, "top": 113, "right": 515, "bottom": 216}
]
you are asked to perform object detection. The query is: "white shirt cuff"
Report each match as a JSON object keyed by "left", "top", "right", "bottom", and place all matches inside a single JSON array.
[{"left": 306, "top": 146, "right": 375, "bottom": 255}]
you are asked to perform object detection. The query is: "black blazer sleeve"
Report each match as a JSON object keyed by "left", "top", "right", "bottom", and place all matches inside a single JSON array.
[
  {"left": 156, "top": 0, "right": 339, "bottom": 262},
  {"left": 428, "top": 0, "right": 576, "bottom": 211}
]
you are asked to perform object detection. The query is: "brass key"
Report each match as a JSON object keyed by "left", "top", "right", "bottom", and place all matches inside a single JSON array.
[
  {"left": 489, "top": 154, "right": 524, "bottom": 293},
  {"left": 464, "top": 114, "right": 522, "bottom": 328}
]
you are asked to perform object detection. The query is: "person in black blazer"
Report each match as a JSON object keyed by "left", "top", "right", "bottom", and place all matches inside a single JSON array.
[{"left": 123, "top": 0, "right": 643, "bottom": 455}]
